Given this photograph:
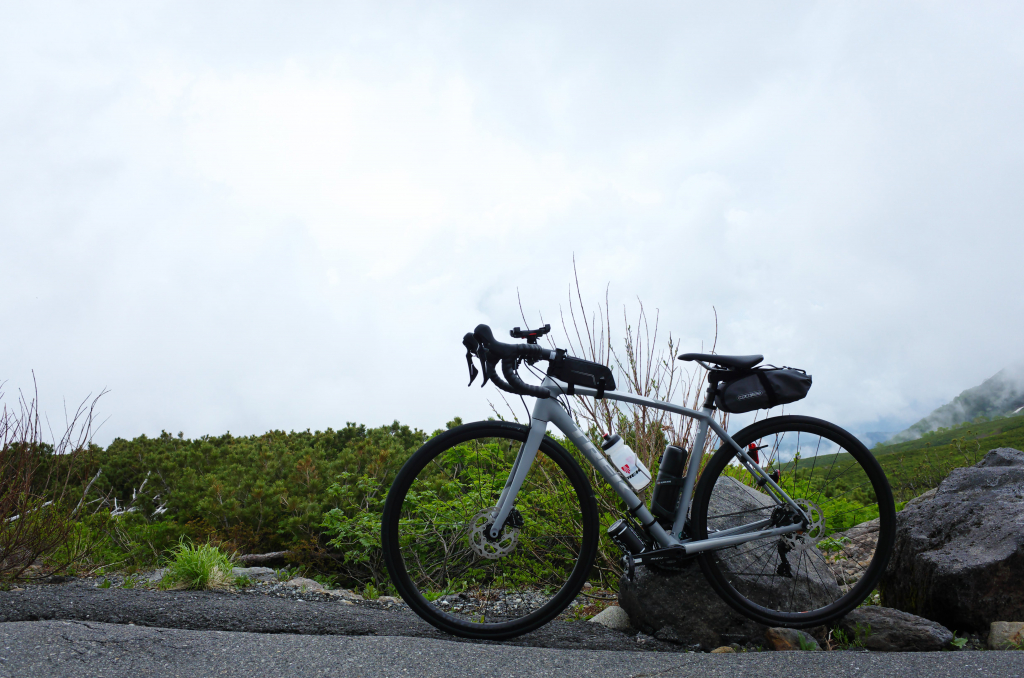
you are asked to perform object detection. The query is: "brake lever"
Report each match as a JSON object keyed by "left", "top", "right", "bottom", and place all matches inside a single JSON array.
[
  {"left": 462, "top": 332, "right": 482, "bottom": 387},
  {"left": 465, "top": 351, "right": 479, "bottom": 386},
  {"left": 481, "top": 350, "right": 499, "bottom": 388}
]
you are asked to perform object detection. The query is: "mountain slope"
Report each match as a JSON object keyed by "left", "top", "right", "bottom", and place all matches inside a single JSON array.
[{"left": 891, "top": 364, "right": 1024, "bottom": 442}]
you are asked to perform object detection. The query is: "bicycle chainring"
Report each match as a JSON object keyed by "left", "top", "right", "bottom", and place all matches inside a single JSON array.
[{"left": 468, "top": 508, "right": 520, "bottom": 560}]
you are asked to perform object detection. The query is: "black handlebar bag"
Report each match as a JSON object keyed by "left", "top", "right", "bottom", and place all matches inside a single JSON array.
[
  {"left": 714, "top": 367, "right": 812, "bottom": 413},
  {"left": 547, "top": 355, "right": 616, "bottom": 394}
]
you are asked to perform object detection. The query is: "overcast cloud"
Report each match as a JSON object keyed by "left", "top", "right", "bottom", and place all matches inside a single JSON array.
[{"left": 3, "top": 1, "right": 1023, "bottom": 445}]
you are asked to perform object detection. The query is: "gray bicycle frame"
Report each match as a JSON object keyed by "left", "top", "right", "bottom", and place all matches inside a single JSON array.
[{"left": 487, "top": 376, "right": 809, "bottom": 554}]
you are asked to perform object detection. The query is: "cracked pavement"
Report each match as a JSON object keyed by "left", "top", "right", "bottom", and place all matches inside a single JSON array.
[
  {"left": 2, "top": 620, "right": 1023, "bottom": 678},
  {"left": 2, "top": 583, "right": 1024, "bottom": 677}
]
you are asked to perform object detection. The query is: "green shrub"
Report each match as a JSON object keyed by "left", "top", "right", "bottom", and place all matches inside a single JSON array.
[
  {"left": 275, "top": 565, "right": 302, "bottom": 582},
  {"left": 162, "top": 539, "right": 233, "bottom": 590}
]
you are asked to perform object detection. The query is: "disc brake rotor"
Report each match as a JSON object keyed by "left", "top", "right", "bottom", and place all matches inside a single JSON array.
[
  {"left": 468, "top": 508, "right": 520, "bottom": 560},
  {"left": 780, "top": 499, "right": 826, "bottom": 551}
]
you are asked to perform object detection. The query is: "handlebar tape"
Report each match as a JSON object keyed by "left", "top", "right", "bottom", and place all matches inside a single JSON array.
[
  {"left": 502, "top": 357, "right": 551, "bottom": 399},
  {"left": 471, "top": 324, "right": 552, "bottom": 398},
  {"left": 473, "top": 324, "right": 550, "bottom": 362}
]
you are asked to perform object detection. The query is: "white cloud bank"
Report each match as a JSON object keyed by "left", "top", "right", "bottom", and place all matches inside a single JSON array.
[{"left": 2, "top": 2, "right": 1022, "bottom": 443}]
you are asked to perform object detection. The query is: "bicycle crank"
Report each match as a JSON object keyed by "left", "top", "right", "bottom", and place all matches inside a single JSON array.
[{"left": 623, "top": 545, "right": 692, "bottom": 581}]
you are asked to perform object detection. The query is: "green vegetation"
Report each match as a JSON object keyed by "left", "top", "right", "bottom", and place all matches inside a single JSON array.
[
  {"left": 830, "top": 623, "right": 871, "bottom": 650},
  {"left": 789, "top": 413, "right": 1024, "bottom": 505},
  {"left": 879, "top": 411, "right": 1024, "bottom": 456},
  {"left": 162, "top": 539, "right": 233, "bottom": 590},
  {"left": 39, "top": 416, "right": 670, "bottom": 591},
  {"left": 59, "top": 422, "right": 428, "bottom": 583},
  {"left": 877, "top": 414, "right": 1024, "bottom": 502},
  {"left": 797, "top": 633, "right": 818, "bottom": 651},
  {"left": 8, "top": 404, "right": 1022, "bottom": 592}
]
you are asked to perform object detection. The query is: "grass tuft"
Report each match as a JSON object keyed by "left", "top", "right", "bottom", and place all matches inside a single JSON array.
[{"left": 161, "top": 538, "right": 233, "bottom": 590}]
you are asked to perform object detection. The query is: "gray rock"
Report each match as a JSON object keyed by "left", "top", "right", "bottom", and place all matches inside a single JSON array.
[
  {"left": 825, "top": 517, "right": 881, "bottom": 589},
  {"left": 619, "top": 559, "right": 764, "bottom": 650},
  {"left": 903, "top": 487, "right": 937, "bottom": 510},
  {"left": 147, "top": 568, "right": 167, "bottom": 584},
  {"left": 764, "top": 627, "right": 820, "bottom": 651},
  {"left": 588, "top": 606, "right": 631, "bottom": 631},
  {"left": 880, "top": 447, "right": 1024, "bottom": 631},
  {"left": 230, "top": 567, "right": 277, "bottom": 582},
  {"left": 989, "top": 621, "right": 1024, "bottom": 650},
  {"left": 618, "top": 477, "right": 838, "bottom": 650},
  {"left": 838, "top": 607, "right": 953, "bottom": 651},
  {"left": 282, "top": 577, "right": 325, "bottom": 592}
]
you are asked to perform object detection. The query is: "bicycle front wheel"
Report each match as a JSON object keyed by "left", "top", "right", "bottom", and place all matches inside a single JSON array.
[
  {"left": 692, "top": 415, "right": 895, "bottom": 628},
  {"left": 381, "top": 420, "right": 599, "bottom": 639}
]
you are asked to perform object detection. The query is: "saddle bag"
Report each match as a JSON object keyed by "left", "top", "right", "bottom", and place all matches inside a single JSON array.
[
  {"left": 714, "top": 367, "right": 812, "bottom": 413},
  {"left": 546, "top": 354, "right": 616, "bottom": 395}
]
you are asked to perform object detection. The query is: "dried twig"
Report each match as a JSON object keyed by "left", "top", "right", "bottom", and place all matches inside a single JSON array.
[{"left": 0, "top": 375, "right": 106, "bottom": 581}]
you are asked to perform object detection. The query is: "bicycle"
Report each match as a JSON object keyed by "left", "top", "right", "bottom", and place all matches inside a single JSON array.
[{"left": 381, "top": 323, "right": 895, "bottom": 640}]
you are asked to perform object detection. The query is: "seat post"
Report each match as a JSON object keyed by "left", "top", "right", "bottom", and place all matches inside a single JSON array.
[{"left": 702, "top": 381, "right": 718, "bottom": 410}]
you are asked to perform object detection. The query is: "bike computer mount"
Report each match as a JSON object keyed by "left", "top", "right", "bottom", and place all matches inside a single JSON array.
[{"left": 510, "top": 324, "right": 551, "bottom": 344}]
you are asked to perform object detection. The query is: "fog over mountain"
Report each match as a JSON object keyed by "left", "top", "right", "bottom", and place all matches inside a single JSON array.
[{"left": 890, "top": 364, "right": 1024, "bottom": 443}]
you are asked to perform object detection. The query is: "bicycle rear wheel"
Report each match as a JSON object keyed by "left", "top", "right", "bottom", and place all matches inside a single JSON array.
[
  {"left": 692, "top": 415, "right": 895, "bottom": 628},
  {"left": 381, "top": 420, "right": 599, "bottom": 639}
]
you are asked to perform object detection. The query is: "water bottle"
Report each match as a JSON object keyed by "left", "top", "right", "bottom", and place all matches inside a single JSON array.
[
  {"left": 650, "top": 444, "right": 688, "bottom": 520},
  {"left": 601, "top": 434, "right": 652, "bottom": 491}
]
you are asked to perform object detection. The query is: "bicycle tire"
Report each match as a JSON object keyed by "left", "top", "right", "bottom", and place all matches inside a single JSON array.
[
  {"left": 381, "top": 420, "right": 599, "bottom": 640},
  {"left": 692, "top": 415, "right": 895, "bottom": 628}
]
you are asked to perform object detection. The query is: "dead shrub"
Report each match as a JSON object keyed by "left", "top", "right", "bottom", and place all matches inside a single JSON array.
[{"left": 0, "top": 377, "right": 104, "bottom": 582}]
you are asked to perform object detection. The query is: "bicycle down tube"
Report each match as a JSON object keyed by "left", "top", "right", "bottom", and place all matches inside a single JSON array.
[{"left": 489, "top": 376, "right": 808, "bottom": 555}]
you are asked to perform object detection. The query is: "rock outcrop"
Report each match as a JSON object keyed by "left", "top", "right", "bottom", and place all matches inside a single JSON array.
[
  {"left": 618, "top": 476, "right": 837, "bottom": 649},
  {"left": 880, "top": 447, "right": 1024, "bottom": 631},
  {"left": 837, "top": 606, "right": 953, "bottom": 651},
  {"left": 764, "top": 627, "right": 820, "bottom": 651},
  {"left": 618, "top": 559, "right": 764, "bottom": 649},
  {"left": 231, "top": 567, "right": 277, "bottom": 582},
  {"left": 988, "top": 621, "right": 1024, "bottom": 650},
  {"left": 588, "top": 605, "right": 631, "bottom": 631}
]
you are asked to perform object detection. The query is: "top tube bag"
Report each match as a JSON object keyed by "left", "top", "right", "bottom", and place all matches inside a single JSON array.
[
  {"left": 546, "top": 354, "right": 616, "bottom": 393},
  {"left": 714, "top": 367, "right": 812, "bottom": 413}
]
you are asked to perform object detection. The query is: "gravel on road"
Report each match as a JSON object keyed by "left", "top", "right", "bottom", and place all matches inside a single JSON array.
[{"left": 2, "top": 620, "right": 1022, "bottom": 678}]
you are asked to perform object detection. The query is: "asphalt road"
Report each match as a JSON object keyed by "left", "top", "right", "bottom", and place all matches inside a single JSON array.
[
  {"left": 3, "top": 620, "right": 1023, "bottom": 678},
  {"left": 0, "top": 583, "right": 680, "bottom": 653}
]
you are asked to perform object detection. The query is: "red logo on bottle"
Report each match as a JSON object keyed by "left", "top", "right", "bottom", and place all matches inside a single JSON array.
[{"left": 621, "top": 463, "right": 631, "bottom": 474}]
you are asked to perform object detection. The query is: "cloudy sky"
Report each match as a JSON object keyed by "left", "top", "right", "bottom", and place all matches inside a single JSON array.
[{"left": 3, "top": 1, "right": 1023, "bottom": 446}]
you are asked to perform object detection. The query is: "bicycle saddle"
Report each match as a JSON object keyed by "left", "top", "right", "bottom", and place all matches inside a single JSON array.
[{"left": 678, "top": 353, "right": 763, "bottom": 370}]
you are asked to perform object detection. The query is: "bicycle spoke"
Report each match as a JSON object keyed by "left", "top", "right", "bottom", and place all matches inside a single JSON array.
[{"left": 391, "top": 428, "right": 590, "bottom": 631}]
